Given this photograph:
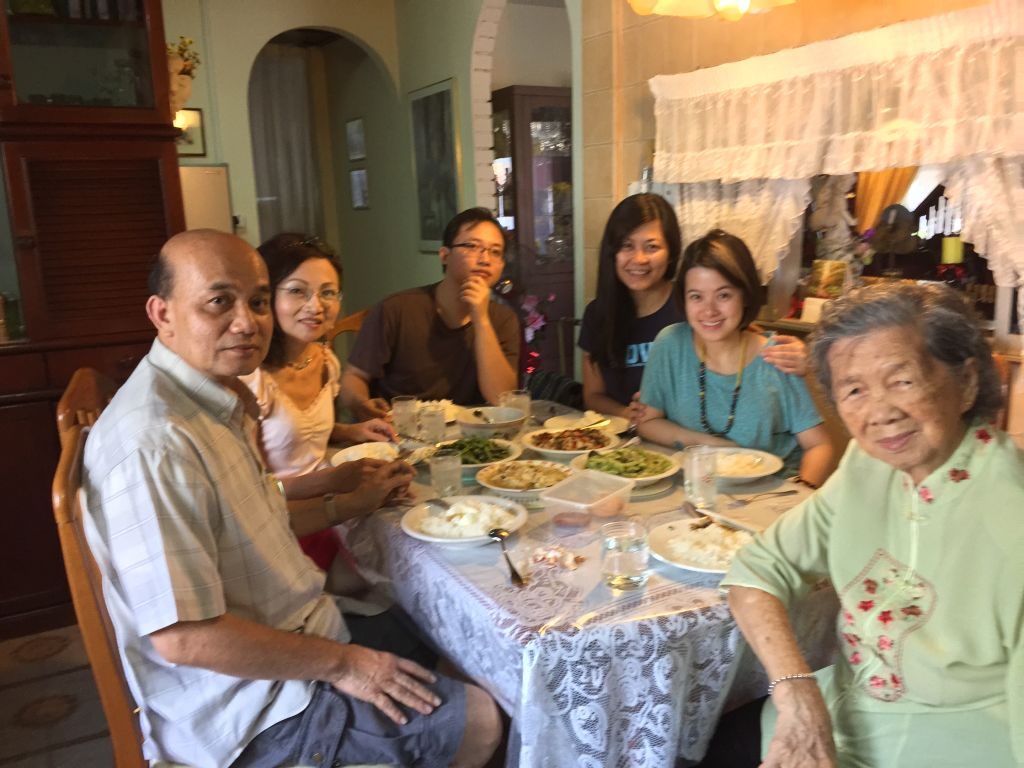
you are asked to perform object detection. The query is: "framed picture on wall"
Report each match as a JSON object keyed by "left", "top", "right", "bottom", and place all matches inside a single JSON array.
[
  {"left": 350, "top": 169, "right": 369, "bottom": 210},
  {"left": 174, "top": 108, "right": 206, "bottom": 157},
  {"left": 346, "top": 118, "right": 366, "bottom": 161},
  {"left": 410, "top": 79, "right": 460, "bottom": 251}
]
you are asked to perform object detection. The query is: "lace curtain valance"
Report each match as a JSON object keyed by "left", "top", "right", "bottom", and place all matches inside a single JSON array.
[{"left": 650, "top": 0, "right": 1021, "bottom": 184}]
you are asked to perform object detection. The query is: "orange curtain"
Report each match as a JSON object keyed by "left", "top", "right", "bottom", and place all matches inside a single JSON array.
[{"left": 854, "top": 167, "right": 918, "bottom": 234}]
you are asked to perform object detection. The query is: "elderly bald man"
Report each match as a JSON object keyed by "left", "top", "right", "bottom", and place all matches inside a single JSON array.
[{"left": 82, "top": 230, "right": 501, "bottom": 768}]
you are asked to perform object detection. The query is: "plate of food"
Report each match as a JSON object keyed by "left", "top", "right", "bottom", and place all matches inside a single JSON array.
[
  {"left": 713, "top": 448, "right": 783, "bottom": 483},
  {"left": 648, "top": 519, "right": 754, "bottom": 574},
  {"left": 544, "top": 410, "right": 631, "bottom": 436},
  {"left": 435, "top": 437, "right": 522, "bottom": 472},
  {"left": 400, "top": 495, "right": 528, "bottom": 548},
  {"left": 520, "top": 428, "right": 619, "bottom": 462},
  {"left": 418, "top": 399, "right": 459, "bottom": 423},
  {"left": 475, "top": 460, "right": 573, "bottom": 506},
  {"left": 569, "top": 446, "right": 679, "bottom": 487},
  {"left": 330, "top": 442, "right": 399, "bottom": 465}
]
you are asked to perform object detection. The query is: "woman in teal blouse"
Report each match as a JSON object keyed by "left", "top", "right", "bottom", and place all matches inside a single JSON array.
[{"left": 638, "top": 229, "right": 834, "bottom": 486}]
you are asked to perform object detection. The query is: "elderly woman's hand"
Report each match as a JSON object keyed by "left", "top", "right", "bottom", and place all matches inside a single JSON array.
[
  {"left": 760, "top": 334, "right": 809, "bottom": 377},
  {"left": 762, "top": 681, "right": 837, "bottom": 768}
]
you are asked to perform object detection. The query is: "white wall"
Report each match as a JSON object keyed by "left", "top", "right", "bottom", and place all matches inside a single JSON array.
[{"left": 491, "top": 3, "right": 572, "bottom": 90}]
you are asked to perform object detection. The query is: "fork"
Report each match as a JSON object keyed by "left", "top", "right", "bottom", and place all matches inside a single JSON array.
[{"left": 723, "top": 489, "right": 799, "bottom": 508}]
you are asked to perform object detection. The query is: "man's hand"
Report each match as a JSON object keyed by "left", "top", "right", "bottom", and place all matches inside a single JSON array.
[
  {"left": 343, "top": 419, "right": 397, "bottom": 444},
  {"left": 349, "top": 460, "right": 416, "bottom": 512},
  {"left": 460, "top": 275, "right": 491, "bottom": 320},
  {"left": 332, "top": 645, "right": 440, "bottom": 725},
  {"left": 760, "top": 334, "right": 809, "bottom": 376},
  {"left": 328, "top": 458, "right": 386, "bottom": 494},
  {"left": 761, "top": 681, "right": 837, "bottom": 768}
]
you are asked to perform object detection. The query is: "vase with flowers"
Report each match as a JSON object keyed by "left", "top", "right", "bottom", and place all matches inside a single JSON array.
[{"left": 167, "top": 36, "right": 200, "bottom": 114}]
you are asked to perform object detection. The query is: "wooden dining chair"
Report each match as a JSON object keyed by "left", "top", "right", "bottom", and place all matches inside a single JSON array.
[
  {"left": 55, "top": 367, "right": 118, "bottom": 447},
  {"left": 326, "top": 308, "right": 369, "bottom": 344}
]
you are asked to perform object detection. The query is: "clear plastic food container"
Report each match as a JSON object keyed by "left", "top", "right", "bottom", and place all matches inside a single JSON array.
[{"left": 539, "top": 469, "right": 635, "bottom": 528}]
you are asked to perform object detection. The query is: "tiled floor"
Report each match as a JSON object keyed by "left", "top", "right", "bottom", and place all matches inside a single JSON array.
[{"left": 0, "top": 626, "right": 112, "bottom": 767}]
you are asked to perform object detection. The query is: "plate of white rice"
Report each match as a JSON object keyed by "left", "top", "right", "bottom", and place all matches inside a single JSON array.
[
  {"left": 400, "top": 495, "right": 528, "bottom": 548},
  {"left": 648, "top": 519, "right": 754, "bottom": 574}
]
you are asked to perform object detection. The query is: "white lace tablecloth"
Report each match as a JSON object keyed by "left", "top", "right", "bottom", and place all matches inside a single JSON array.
[{"left": 345, "top": 476, "right": 837, "bottom": 768}]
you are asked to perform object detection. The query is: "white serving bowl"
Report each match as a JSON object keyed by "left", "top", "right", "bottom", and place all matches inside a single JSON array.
[
  {"left": 475, "top": 459, "right": 574, "bottom": 506},
  {"left": 456, "top": 406, "right": 527, "bottom": 439},
  {"left": 520, "top": 428, "right": 619, "bottom": 462},
  {"left": 569, "top": 447, "right": 680, "bottom": 487}
]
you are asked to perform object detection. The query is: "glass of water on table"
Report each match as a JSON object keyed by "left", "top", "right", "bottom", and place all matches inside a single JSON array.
[
  {"left": 391, "top": 395, "right": 419, "bottom": 438},
  {"left": 601, "top": 520, "right": 649, "bottom": 589},
  {"left": 684, "top": 445, "right": 718, "bottom": 510},
  {"left": 499, "top": 389, "right": 531, "bottom": 426},
  {"left": 428, "top": 448, "right": 463, "bottom": 497}
]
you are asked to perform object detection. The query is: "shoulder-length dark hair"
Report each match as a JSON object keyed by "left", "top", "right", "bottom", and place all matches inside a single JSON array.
[
  {"left": 676, "top": 229, "right": 764, "bottom": 330},
  {"left": 590, "top": 193, "right": 682, "bottom": 369},
  {"left": 257, "top": 233, "right": 343, "bottom": 369}
]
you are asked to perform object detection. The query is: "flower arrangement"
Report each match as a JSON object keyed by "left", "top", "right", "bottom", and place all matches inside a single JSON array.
[{"left": 167, "top": 36, "right": 201, "bottom": 78}]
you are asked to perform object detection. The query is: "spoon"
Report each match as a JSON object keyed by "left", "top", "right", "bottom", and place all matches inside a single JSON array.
[
  {"left": 423, "top": 497, "right": 451, "bottom": 518},
  {"left": 472, "top": 408, "right": 494, "bottom": 424},
  {"left": 488, "top": 528, "right": 527, "bottom": 587},
  {"left": 723, "top": 489, "right": 799, "bottom": 508}
]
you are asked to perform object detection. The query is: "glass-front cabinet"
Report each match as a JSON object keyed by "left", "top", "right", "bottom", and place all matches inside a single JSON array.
[
  {"left": 492, "top": 85, "right": 574, "bottom": 376},
  {"left": 0, "top": 0, "right": 168, "bottom": 122}
]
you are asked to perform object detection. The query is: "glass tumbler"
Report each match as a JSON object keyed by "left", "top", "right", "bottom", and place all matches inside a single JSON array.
[
  {"left": 499, "top": 389, "right": 531, "bottom": 425},
  {"left": 428, "top": 449, "right": 463, "bottom": 498},
  {"left": 391, "top": 395, "right": 419, "bottom": 439},
  {"left": 419, "top": 404, "right": 447, "bottom": 443},
  {"left": 601, "top": 520, "right": 649, "bottom": 589},
  {"left": 684, "top": 445, "right": 718, "bottom": 510}
]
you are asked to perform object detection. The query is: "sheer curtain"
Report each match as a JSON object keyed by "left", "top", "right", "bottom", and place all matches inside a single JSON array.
[
  {"left": 249, "top": 43, "right": 324, "bottom": 240},
  {"left": 649, "top": 0, "right": 1021, "bottom": 282}
]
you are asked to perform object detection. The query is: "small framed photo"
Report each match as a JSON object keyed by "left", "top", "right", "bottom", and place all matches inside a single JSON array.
[
  {"left": 350, "top": 169, "right": 369, "bottom": 209},
  {"left": 174, "top": 107, "right": 206, "bottom": 157},
  {"left": 346, "top": 118, "right": 366, "bottom": 161}
]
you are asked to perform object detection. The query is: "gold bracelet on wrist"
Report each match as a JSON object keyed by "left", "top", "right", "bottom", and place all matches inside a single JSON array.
[{"left": 767, "top": 672, "right": 817, "bottom": 696}]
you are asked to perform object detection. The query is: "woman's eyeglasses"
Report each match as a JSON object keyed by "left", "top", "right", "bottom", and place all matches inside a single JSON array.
[{"left": 277, "top": 286, "right": 341, "bottom": 305}]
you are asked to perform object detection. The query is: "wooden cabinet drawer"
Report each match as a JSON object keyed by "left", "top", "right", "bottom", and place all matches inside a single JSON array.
[
  {"left": 0, "top": 352, "right": 47, "bottom": 395},
  {"left": 46, "top": 340, "right": 152, "bottom": 388}
]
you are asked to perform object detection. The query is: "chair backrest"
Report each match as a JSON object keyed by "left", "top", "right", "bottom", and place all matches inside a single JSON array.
[
  {"left": 56, "top": 367, "right": 118, "bottom": 448},
  {"left": 326, "top": 308, "right": 368, "bottom": 344},
  {"left": 53, "top": 422, "right": 147, "bottom": 768}
]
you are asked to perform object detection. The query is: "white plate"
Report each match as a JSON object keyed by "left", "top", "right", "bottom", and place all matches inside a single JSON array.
[
  {"left": 713, "top": 448, "right": 783, "bottom": 483},
  {"left": 544, "top": 411, "right": 631, "bottom": 435},
  {"left": 520, "top": 428, "right": 619, "bottom": 462},
  {"left": 569, "top": 448, "right": 679, "bottom": 487},
  {"left": 630, "top": 476, "right": 677, "bottom": 499},
  {"left": 648, "top": 519, "right": 753, "bottom": 575},
  {"left": 435, "top": 438, "right": 523, "bottom": 471},
  {"left": 330, "top": 442, "right": 399, "bottom": 465},
  {"left": 400, "top": 495, "right": 528, "bottom": 548},
  {"left": 475, "top": 460, "right": 574, "bottom": 505}
]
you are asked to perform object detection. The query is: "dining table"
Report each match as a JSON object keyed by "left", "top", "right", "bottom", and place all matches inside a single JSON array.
[{"left": 342, "top": 404, "right": 839, "bottom": 768}]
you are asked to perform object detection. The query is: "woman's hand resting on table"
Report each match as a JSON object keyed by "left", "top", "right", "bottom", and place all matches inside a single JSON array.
[{"left": 762, "top": 680, "right": 837, "bottom": 768}]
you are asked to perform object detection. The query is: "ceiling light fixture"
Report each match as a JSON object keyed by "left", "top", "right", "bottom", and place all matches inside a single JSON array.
[{"left": 627, "top": 0, "right": 794, "bottom": 21}]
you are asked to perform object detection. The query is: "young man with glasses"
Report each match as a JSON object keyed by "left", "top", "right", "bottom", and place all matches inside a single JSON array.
[{"left": 342, "top": 207, "right": 521, "bottom": 419}]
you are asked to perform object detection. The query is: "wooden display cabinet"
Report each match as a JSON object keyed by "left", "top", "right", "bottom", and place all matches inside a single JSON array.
[{"left": 0, "top": 0, "right": 183, "bottom": 638}]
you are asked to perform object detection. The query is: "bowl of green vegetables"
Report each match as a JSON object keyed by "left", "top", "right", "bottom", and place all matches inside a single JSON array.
[
  {"left": 435, "top": 436, "right": 523, "bottom": 478},
  {"left": 570, "top": 446, "right": 679, "bottom": 487}
]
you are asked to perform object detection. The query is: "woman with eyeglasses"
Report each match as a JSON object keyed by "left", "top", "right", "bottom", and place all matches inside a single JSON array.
[
  {"left": 582, "top": 194, "right": 808, "bottom": 423},
  {"left": 241, "top": 233, "right": 413, "bottom": 595}
]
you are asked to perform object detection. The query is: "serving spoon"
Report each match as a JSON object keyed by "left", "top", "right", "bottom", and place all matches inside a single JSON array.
[
  {"left": 472, "top": 409, "right": 495, "bottom": 424},
  {"left": 488, "top": 528, "right": 527, "bottom": 587}
]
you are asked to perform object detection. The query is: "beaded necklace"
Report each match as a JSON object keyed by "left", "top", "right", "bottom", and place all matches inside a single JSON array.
[{"left": 697, "top": 333, "right": 747, "bottom": 437}]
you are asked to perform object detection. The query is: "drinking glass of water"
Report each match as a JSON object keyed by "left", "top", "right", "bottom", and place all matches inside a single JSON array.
[
  {"left": 419, "top": 403, "right": 447, "bottom": 443},
  {"left": 498, "top": 389, "right": 531, "bottom": 424},
  {"left": 684, "top": 445, "right": 717, "bottom": 510},
  {"left": 391, "top": 395, "right": 419, "bottom": 438},
  {"left": 428, "top": 449, "right": 462, "bottom": 497},
  {"left": 601, "top": 520, "right": 649, "bottom": 590}
]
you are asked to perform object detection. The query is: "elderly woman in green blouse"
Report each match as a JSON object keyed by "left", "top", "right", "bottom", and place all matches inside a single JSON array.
[{"left": 721, "top": 283, "right": 1023, "bottom": 768}]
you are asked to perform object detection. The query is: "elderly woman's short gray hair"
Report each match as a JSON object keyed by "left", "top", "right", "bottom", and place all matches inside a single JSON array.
[{"left": 809, "top": 282, "right": 1003, "bottom": 423}]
